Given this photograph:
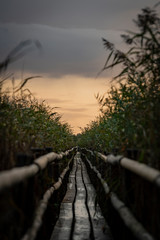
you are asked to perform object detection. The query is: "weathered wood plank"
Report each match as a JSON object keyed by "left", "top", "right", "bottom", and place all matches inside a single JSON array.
[
  {"left": 50, "top": 152, "right": 113, "bottom": 240},
  {"left": 81, "top": 162, "right": 113, "bottom": 240},
  {"left": 50, "top": 203, "right": 73, "bottom": 240},
  {"left": 72, "top": 159, "right": 90, "bottom": 240},
  {"left": 50, "top": 160, "right": 76, "bottom": 240}
]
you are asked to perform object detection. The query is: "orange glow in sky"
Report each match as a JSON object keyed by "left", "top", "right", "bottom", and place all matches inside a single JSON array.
[
  {"left": 25, "top": 75, "right": 110, "bottom": 134},
  {"left": 0, "top": 0, "right": 155, "bottom": 134}
]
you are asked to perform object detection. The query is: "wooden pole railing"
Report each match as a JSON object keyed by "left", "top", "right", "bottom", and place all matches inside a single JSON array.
[
  {"left": 96, "top": 152, "right": 160, "bottom": 186},
  {"left": 0, "top": 146, "right": 159, "bottom": 240},
  {"left": 0, "top": 147, "right": 76, "bottom": 192},
  {"left": 81, "top": 147, "right": 160, "bottom": 240},
  {"left": 0, "top": 146, "right": 76, "bottom": 240},
  {"left": 82, "top": 152, "right": 155, "bottom": 240},
  {"left": 21, "top": 157, "right": 73, "bottom": 240},
  {"left": 81, "top": 148, "right": 160, "bottom": 187}
]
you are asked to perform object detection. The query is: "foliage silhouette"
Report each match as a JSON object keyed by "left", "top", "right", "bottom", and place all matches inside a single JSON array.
[{"left": 78, "top": 5, "right": 160, "bottom": 168}]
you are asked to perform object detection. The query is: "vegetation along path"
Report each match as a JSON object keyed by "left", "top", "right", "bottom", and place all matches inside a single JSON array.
[{"left": 50, "top": 152, "right": 113, "bottom": 240}]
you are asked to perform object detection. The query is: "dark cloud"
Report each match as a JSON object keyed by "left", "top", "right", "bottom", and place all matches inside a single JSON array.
[
  {"left": 0, "top": 0, "right": 156, "bottom": 78},
  {"left": 0, "top": 0, "right": 155, "bottom": 30},
  {"left": 0, "top": 23, "right": 123, "bottom": 77}
]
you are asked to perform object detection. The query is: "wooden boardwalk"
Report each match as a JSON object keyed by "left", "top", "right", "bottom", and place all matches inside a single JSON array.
[{"left": 50, "top": 152, "right": 113, "bottom": 240}]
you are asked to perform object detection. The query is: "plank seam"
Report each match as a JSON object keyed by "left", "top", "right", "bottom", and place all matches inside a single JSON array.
[
  {"left": 81, "top": 160, "right": 95, "bottom": 240},
  {"left": 69, "top": 158, "right": 78, "bottom": 240}
]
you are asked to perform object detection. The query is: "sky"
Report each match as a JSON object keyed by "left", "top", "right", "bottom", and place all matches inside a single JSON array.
[{"left": 0, "top": 0, "right": 157, "bottom": 133}]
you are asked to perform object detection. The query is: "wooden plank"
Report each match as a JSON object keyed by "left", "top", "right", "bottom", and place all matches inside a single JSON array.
[
  {"left": 50, "top": 202, "right": 73, "bottom": 240},
  {"left": 72, "top": 160, "right": 90, "bottom": 240},
  {"left": 50, "top": 160, "right": 76, "bottom": 240},
  {"left": 81, "top": 162, "right": 113, "bottom": 240},
  {"left": 50, "top": 152, "right": 113, "bottom": 240}
]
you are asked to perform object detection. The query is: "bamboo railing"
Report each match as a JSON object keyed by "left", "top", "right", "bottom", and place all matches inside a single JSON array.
[
  {"left": 81, "top": 148, "right": 160, "bottom": 187},
  {"left": 0, "top": 146, "right": 159, "bottom": 240},
  {"left": 83, "top": 153, "right": 155, "bottom": 240},
  {"left": 0, "top": 147, "right": 76, "bottom": 240},
  {"left": 0, "top": 147, "right": 75, "bottom": 192},
  {"left": 21, "top": 157, "right": 73, "bottom": 240}
]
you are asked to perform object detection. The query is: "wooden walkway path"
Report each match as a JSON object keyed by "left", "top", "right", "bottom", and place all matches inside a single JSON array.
[{"left": 50, "top": 152, "right": 113, "bottom": 240}]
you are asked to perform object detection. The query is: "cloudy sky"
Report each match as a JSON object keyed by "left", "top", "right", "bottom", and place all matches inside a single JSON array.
[{"left": 0, "top": 0, "right": 157, "bottom": 133}]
